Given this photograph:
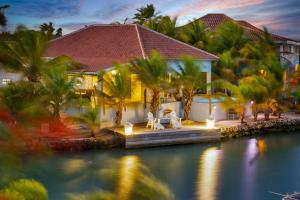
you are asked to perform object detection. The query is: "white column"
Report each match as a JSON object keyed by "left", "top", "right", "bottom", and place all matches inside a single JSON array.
[{"left": 206, "top": 71, "right": 211, "bottom": 94}]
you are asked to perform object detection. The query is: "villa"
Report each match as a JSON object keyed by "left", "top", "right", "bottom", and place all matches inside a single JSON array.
[
  {"left": 185, "top": 14, "right": 300, "bottom": 73},
  {"left": 44, "top": 24, "right": 221, "bottom": 126}
]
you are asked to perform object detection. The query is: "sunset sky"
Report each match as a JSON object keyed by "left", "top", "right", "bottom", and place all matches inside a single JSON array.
[{"left": 1, "top": 0, "right": 300, "bottom": 40}]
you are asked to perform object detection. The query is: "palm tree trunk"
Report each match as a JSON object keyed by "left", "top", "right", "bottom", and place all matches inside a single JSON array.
[
  {"left": 90, "top": 130, "right": 95, "bottom": 138},
  {"left": 208, "top": 94, "right": 212, "bottom": 117},
  {"left": 115, "top": 102, "right": 123, "bottom": 127},
  {"left": 252, "top": 105, "right": 258, "bottom": 121},
  {"left": 183, "top": 89, "right": 193, "bottom": 120},
  {"left": 240, "top": 111, "right": 245, "bottom": 123},
  {"left": 53, "top": 102, "right": 60, "bottom": 119},
  {"left": 150, "top": 89, "right": 160, "bottom": 116}
]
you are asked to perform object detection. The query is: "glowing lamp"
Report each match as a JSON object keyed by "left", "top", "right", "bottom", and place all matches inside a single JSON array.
[
  {"left": 206, "top": 119, "right": 215, "bottom": 129},
  {"left": 124, "top": 122, "right": 133, "bottom": 135},
  {"left": 111, "top": 70, "right": 117, "bottom": 75}
]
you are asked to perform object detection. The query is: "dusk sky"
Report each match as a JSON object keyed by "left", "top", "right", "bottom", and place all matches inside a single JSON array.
[{"left": 1, "top": 0, "right": 300, "bottom": 40}]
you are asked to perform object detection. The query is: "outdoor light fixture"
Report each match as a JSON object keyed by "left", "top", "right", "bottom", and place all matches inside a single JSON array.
[
  {"left": 206, "top": 119, "right": 215, "bottom": 129},
  {"left": 124, "top": 122, "right": 133, "bottom": 135},
  {"left": 111, "top": 70, "right": 117, "bottom": 75}
]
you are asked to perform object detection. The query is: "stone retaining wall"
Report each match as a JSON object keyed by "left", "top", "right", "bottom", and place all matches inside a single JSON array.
[{"left": 221, "top": 118, "right": 300, "bottom": 139}]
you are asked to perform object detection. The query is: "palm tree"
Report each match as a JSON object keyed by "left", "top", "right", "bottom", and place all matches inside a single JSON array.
[
  {"left": 0, "top": 5, "right": 10, "bottom": 28},
  {"left": 101, "top": 65, "right": 131, "bottom": 127},
  {"left": 39, "top": 22, "right": 55, "bottom": 39},
  {"left": 208, "top": 21, "right": 248, "bottom": 54},
  {"left": 145, "top": 16, "right": 178, "bottom": 38},
  {"left": 0, "top": 31, "right": 47, "bottom": 82},
  {"left": 220, "top": 80, "right": 250, "bottom": 123},
  {"left": 42, "top": 64, "right": 78, "bottom": 119},
  {"left": 131, "top": 51, "right": 168, "bottom": 115},
  {"left": 179, "top": 20, "right": 209, "bottom": 49},
  {"left": 133, "top": 4, "right": 157, "bottom": 25},
  {"left": 174, "top": 56, "right": 204, "bottom": 120},
  {"left": 75, "top": 101, "right": 99, "bottom": 137},
  {"left": 0, "top": 81, "right": 46, "bottom": 123},
  {"left": 0, "top": 30, "right": 73, "bottom": 82}
]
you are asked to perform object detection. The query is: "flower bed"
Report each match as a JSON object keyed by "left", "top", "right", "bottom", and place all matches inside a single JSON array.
[{"left": 221, "top": 118, "right": 300, "bottom": 139}]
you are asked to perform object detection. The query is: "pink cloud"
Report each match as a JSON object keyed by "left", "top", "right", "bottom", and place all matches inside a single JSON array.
[{"left": 173, "top": 0, "right": 266, "bottom": 17}]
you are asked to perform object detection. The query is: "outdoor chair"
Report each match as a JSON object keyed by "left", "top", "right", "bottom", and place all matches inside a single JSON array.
[
  {"left": 154, "top": 119, "right": 165, "bottom": 130},
  {"left": 170, "top": 111, "right": 182, "bottom": 129},
  {"left": 146, "top": 112, "right": 155, "bottom": 129}
]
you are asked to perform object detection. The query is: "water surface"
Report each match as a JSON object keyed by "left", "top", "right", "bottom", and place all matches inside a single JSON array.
[{"left": 23, "top": 133, "right": 300, "bottom": 200}]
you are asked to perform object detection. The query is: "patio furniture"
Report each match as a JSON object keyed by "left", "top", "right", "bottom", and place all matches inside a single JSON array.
[
  {"left": 146, "top": 112, "right": 155, "bottom": 129},
  {"left": 154, "top": 119, "right": 165, "bottom": 130},
  {"left": 170, "top": 111, "right": 182, "bottom": 129},
  {"left": 158, "top": 108, "right": 171, "bottom": 124}
]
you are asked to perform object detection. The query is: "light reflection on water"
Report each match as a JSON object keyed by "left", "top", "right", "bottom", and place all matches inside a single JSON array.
[
  {"left": 197, "top": 147, "right": 223, "bottom": 200},
  {"left": 117, "top": 155, "right": 140, "bottom": 200}
]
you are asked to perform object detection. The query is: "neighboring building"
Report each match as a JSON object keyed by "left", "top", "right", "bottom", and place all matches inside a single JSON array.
[
  {"left": 45, "top": 24, "right": 220, "bottom": 125},
  {"left": 191, "top": 14, "right": 300, "bottom": 73}
]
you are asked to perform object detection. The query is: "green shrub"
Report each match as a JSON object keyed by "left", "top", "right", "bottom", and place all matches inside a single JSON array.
[{"left": 2, "top": 179, "right": 48, "bottom": 200}]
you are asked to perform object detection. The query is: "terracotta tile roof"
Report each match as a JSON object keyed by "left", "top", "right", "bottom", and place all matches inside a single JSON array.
[
  {"left": 45, "top": 24, "right": 218, "bottom": 72},
  {"left": 197, "top": 14, "right": 297, "bottom": 42}
]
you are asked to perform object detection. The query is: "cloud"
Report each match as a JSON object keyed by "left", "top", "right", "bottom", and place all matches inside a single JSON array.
[
  {"left": 5, "top": 0, "right": 83, "bottom": 18},
  {"left": 90, "top": 4, "right": 131, "bottom": 20},
  {"left": 172, "top": 0, "right": 265, "bottom": 17}
]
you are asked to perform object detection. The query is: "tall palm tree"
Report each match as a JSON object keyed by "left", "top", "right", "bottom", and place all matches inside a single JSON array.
[
  {"left": 179, "top": 20, "right": 209, "bottom": 49},
  {"left": 133, "top": 4, "right": 157, "bottom": 25},
  {"left": 174, "top": 56, "right": 204, "bottom": 120},
  {"left": 101, "top": 65, "right": 131, "bottom": 127},
  {"left": 131, "top": 51, "right": 168, "bottom": 115},
  {"left": 42, "top": 64, "right": 78, "bottom": 119}
]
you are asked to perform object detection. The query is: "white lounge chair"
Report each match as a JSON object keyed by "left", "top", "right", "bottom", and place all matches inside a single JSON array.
[
  {"left": 154, "top": 119, "right": 165, "bottom": 130},
  {"left": 146, "top": 112, "right": 155, "bottom": 129},
  {"left": 170, "top": 111, "right": 182, "bottom": 129}
]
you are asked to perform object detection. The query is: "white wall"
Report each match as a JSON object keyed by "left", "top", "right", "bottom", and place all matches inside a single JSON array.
[{"left": 189, "top": 101, "right": 227, "bottom": 122}]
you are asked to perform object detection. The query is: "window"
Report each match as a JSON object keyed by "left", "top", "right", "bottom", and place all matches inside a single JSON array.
[{"left": 2, "top": 78, "right": 11, "bottom": 85}]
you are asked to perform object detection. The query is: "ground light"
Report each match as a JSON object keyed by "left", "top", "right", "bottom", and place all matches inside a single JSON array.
[
  {"left": 206, "top": 106, "right": 216, "bottom": 129},
  {"left": 124, "top": 122, "right": 133, "bottom": 135},
  {"left": 206, "top": 119, "right": 215, "bottom": 129}
]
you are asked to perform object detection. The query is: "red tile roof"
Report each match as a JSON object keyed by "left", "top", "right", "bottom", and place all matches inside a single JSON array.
[
  {"left": 45, "top": 24, "right": 218, "bottom": 72},
  {"left": 197, "top": 14, "right": 297, "bottom": 42}
]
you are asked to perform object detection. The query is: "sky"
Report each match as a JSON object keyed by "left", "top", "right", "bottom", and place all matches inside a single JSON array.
[{"left": 1, "top": 0, "right": 300, "bottom": 40}]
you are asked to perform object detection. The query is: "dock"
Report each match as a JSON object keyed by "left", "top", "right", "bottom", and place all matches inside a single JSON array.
[{"left": 111, "top": 124, "right": 221, "bottom": 148}]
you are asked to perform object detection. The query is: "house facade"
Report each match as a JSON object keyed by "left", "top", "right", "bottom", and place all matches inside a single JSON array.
[
  {"left": 192, "top": 14, "right": 300, "bottom": 73},
  {"left": 45, "top": 24, "right": 220, "bottom": 126}
]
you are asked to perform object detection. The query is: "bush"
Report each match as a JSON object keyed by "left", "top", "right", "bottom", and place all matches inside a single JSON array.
[{"left": 1, "top": 179, "right": 48, "bottom": 200}]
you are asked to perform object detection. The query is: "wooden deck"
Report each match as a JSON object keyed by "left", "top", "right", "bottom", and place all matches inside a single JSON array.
[{"left": 111, "top": 123, "right": 221, "bottom": 148}]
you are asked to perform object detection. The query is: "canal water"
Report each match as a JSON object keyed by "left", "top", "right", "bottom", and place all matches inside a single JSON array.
[{"left": 22, "top": 133, "right": 300, "bottom": 200}]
